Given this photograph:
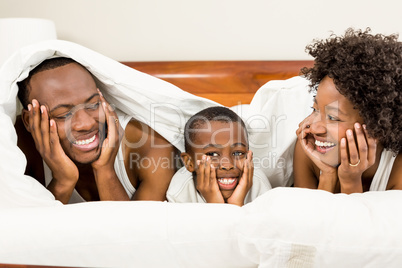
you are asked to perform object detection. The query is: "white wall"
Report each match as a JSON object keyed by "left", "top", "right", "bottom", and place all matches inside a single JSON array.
[{"left": 1, "top": 0, "right": 401, "bottom": 61}]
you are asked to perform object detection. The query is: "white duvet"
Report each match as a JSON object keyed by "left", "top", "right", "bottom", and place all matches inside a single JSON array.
[{"left": 1, "top": 40, "right": 401, "bottom": 267}]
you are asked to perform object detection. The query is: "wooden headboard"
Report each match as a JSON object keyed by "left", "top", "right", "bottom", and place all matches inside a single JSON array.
[{"left": 122, "top": 61, "right": 314, "bottom": 107}]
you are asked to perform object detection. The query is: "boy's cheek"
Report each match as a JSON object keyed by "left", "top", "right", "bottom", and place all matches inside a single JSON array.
[{"left": 211, "top": 159, "right": 220, "bottom": 168}]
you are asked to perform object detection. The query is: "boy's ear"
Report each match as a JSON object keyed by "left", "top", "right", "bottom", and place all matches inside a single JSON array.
[
  {"left": 21, "top": 109, "right": 31, "bottom": 132},
  {"left": 181, "top": 152, "right": 195, "bottom": 172}
]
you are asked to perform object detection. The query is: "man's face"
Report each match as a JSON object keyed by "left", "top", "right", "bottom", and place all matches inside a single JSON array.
[
  {"left": 27, "top": 62, "right": 106, "bottom": 164},
  {"left": 188, "top": 121, "right": 249, "bottom": 200}
]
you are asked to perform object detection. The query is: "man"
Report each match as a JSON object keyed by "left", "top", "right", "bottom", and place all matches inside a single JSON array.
[{"left": 15, "top": 57, "right": 178, "bottom": 204}]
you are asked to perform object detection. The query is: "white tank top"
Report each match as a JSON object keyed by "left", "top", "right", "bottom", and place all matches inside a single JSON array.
[
  {"left": 369, "top": 149, "right": 397, "bottom": 191},
  {"left": 43, "top": 111, "right": 136, "bottom": 203}
]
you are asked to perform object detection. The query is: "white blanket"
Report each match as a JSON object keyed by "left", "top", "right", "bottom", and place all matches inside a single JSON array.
[
  {"left": 239, "top": 77, "right": 314, "bottom": 187},
  {"left": 4, "top": 40, "right": 400, "bottom": 268},
  {"left": 0, "top": 39, "right": 313, "bottom": 208},
  {"left": 0, "top": 39, "right": 218, "bottom": 208}
]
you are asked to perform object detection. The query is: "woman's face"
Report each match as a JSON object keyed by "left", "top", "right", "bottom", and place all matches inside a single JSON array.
[{"left": 303, "top": 76, "right": 364, "bottom": 166}]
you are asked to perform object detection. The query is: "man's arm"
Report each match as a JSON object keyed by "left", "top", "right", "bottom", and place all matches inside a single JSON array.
[
  {"left": 91, "top": 94, "right": 130, "bottom": 201},
  {"left": 124, "top": 120, "right": 177, "bottom": 201},
  {"left": 15, "top": 115, "right": 46, "bottom": 185}
]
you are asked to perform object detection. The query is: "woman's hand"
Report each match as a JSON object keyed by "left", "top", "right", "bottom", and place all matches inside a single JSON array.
[
  {"left": 296, "top": 116, "right": 338, "bottom": 192},
  {"left": 227, "top": 151, "right": 253, "bottom": 206},
  {"left": 338, "top": 123, "right": 377, "bottom": 193},
  {"left": 297, "top": 116, "right": 337, "bottom": 174},
  {"left": 195, "top": 155, "right": 225, "bottom": 203}
]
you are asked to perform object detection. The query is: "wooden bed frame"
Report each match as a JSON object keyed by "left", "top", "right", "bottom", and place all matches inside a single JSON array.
[{"left": 122, "top": 61, "right": 314, "bottom": 106}]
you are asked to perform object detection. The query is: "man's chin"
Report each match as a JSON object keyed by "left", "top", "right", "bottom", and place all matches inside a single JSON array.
[{"left": 71, "top": 150, "right": 102, "bottom": 166}]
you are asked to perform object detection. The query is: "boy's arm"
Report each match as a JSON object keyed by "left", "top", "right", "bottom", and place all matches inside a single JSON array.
[{"left": 124, "top": 120, "right": 176, "bottom": 201}]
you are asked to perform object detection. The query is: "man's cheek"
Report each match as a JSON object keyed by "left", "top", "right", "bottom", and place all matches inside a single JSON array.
[
  {"left": 56, "top": 125, "right": 70, "bottom": 147},
  {"left": 97, "top": 109, "right": 106, "bottom": 123}
]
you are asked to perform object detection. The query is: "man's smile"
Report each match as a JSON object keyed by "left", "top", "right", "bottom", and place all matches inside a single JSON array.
[
  {"left": 71, "top": 132, "right": 100, "bottom": 151},
  {"left": 73, "top": 134, "right": 96, "bottom": 145}
]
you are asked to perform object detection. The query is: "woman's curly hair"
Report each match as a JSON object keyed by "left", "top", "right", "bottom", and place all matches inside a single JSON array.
[{"left": 301, "top": 27, "right": 402, "bottom": 154}]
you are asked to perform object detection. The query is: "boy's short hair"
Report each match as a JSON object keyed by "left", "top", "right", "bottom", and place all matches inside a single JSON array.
[
  {"left": 184, "top": 106, "right": 247, "bottom": 152},
  {"left": 17, "top": 57, "right": 78, "bottom": 109}
]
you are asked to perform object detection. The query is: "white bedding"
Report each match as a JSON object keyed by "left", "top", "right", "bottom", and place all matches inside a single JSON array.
[
  {"left": 1, "top": 40, "right": 401, "bottom": 267},
  {"left": 0, "top": 39, "right": 218, "bottom": 208}
]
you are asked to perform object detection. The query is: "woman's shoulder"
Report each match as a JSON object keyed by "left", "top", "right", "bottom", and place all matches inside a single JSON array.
[{"left": 386, "top": 152, "right": 402, "bottom": 190}]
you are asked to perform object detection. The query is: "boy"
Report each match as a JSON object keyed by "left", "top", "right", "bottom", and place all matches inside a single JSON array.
[{"left": 167, "top": 106, "right": 271, "bottom": 206}]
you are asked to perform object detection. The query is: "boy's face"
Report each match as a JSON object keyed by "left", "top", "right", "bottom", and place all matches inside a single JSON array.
[{"left": 184, "top": 121, "right": 249, "bottom": 200}]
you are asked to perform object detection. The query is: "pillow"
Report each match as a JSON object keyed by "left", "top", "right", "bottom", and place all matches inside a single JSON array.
[{"left": 237, "top": 187, "right": 402, "bottom": 267}]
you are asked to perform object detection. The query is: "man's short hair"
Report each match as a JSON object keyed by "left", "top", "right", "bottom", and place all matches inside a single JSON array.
[
  {"left": 184, "top": 106, "right": 247, "bottom": 152},
  {"left": 17, "top": 57, "right": 78, "bottom": 109}
]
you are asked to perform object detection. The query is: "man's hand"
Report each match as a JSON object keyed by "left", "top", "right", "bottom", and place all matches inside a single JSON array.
[
  {"left": 91, "top": 90, "right": 129, "bottom": 201},
  {"left": 227, "top": 151, "right": 254, "bottom": 206},
  {"left": 195, "top": 155, "right": 225, "bottom": 203},
  {"left": 28, "top": 99, "right": 79, "bottom": 204},
  {"left": 91, "top": 90, "right": 123, "bottom": 173}
]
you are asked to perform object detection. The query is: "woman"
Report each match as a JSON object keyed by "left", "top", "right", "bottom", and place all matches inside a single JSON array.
[{"left": 294, "top": 28, "right": 402, "bottom": 193}]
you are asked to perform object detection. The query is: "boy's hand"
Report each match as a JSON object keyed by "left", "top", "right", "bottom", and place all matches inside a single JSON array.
[
  {"left": 91, "top": 90, "right": 123, "bottom": 174},
  {"left": 227, "top": 151, "right": 253, "bottom": 206},
  {"left": 338, "top": 123, "right": 377, "bottom": 193},
  {"left": 195, "top": 155, "right": 225, "bottom": 203},
  {"left": 28, "top": 99, "right": 79, "bottom": 203}
]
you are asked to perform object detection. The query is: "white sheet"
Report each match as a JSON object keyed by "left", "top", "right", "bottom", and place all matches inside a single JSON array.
[
  {"left": 240, "top": 77, "right": 314, "bottom": 187},
  {"left": 238, "top": 188, "right": 402, "bottom": 268},
  {"left": 0, "top": 39, "right": 218, "bottom": 208},
  {"left": 2, "top": 40, "right": 400, "bottom": 268},
  {"left": 0, "top": 201, "right": 255, "bottom": 268}
]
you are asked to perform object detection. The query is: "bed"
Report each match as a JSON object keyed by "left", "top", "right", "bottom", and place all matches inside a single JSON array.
[
  {"left": 121, "top": 60, "right": 313, "bottom": 106},
  {"left": 1, "top": 41, "right": 401, "bottom": 268}
]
